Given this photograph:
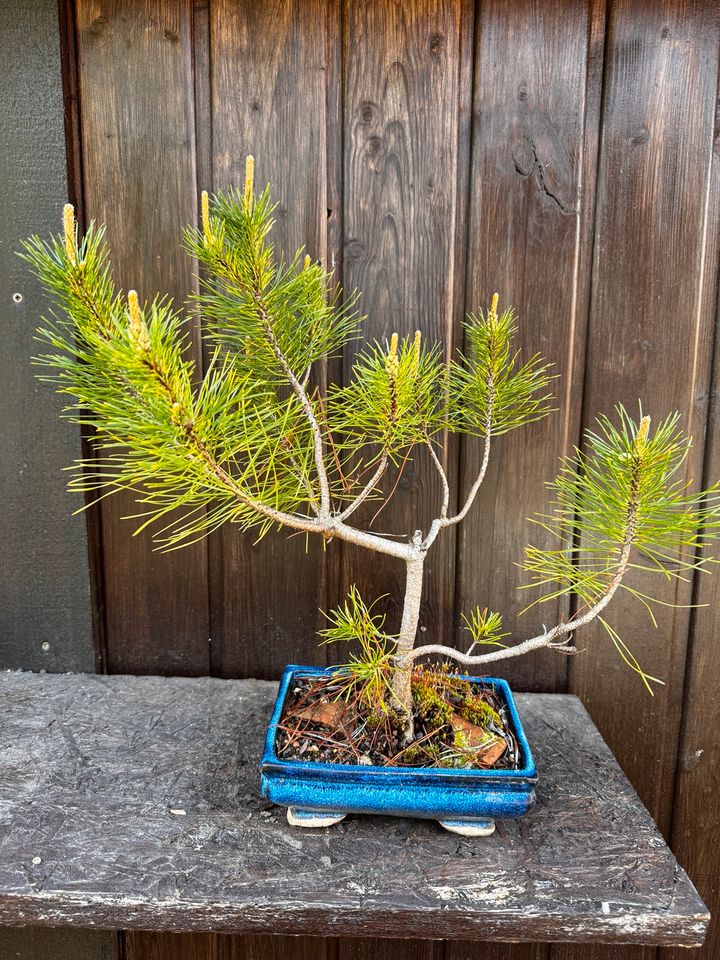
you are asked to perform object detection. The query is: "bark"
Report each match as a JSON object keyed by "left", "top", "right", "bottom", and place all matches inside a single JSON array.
[{"left": 390, "top": 554, "right": 425, "bottom": 735}]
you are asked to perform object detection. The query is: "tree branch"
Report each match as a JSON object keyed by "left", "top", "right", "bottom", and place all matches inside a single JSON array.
[
  {"left": 69, "top": 255, "right": 416, "bottom": 562},
  {"left": 254, "top": 293, "right": 331, "bottom": 517},
  {"left": 335, "top": 453, "right": 388, "bottom": 523},
  {"left": 406, "top": 520, "right": 636, "bottom": 668},
  {"left": 446, "top": 429, "right": 491, "bottom": 527},
  {"left": 211, "top": 245, "right": 332, "bottom": 518},
  {"left": 422, "top": 382, "right": 493, "bottom": 550},
  {"left": 426, "top": 438, "right": 450, "bottom": 520}
]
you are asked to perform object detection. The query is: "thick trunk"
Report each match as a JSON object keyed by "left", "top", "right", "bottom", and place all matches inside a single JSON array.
[{"left": 390, "top": 554, "right": 425, "bottom": 736}]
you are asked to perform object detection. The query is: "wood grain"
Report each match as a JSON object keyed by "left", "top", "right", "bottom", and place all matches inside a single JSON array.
[
  {"left": 219, "top": 935, "right": 330, "bottom": 959},
  {"left": 75, "top": 0, "right": 211, "bottom": 675},
  {"left": 10, "top": 3, "right": 720, "bottom": 959},
  {"left": 340, "top": 0, "right": 469, "bottom": 659},
  {"left": 447, "top": 946, "right": 545, "bottom": 960},
  {"left": 209, "top": 0, "right": 331, "bottom": 678},
  {"left": 456, "top": 0, "right": 605, "bottom": 695},
  {"left": 125, "top": 932, "right": 216, "bottom": 960},
  {"left": 552, "top": 949, "right": 655, "bottom": 960},
  {"left": 0, "top": 672, "right": 707, "bottom": 946},
  {"left": 568, "top": 0, "right": 720, "bottom": 839},
  {"left": 337, "top": 940, "right": 439, "bottom": 959},
  {"left": 662, "top": 84, "right": 720, "bottom": 960}
]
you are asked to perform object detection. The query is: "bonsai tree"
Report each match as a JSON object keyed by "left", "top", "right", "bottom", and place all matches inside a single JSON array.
[{"left": 24, "top": 157, "right": 720, "bottom": 741}]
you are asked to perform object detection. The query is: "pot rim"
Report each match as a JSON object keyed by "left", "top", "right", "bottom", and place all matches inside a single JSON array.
[{"left": 261, "top": 664, "right": 538, "bottom": 784}]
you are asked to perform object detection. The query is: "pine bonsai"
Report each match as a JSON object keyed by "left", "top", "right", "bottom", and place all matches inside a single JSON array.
[{"left": 24, "top": 157, "right": 720, "bottom": 744}]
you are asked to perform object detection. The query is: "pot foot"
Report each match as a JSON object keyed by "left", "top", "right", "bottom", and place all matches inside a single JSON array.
[
  {"left": 286, "top": 807, "right": 346, "bottom": 828},
  {"left": 438, "top": 818, "right": 495, "bottom": 837}
]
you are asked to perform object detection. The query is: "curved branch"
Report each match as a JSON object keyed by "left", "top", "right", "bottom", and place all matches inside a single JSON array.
[
  {"left": 72, "top": 264, "right": 413, "bottom": 561},
  {"left": 335, "top": 453, "right": 388, "bottom": 523},
  {"left": 255, "top": 294, "right": 331, "bottom": 517},
  {"left": 422, "top": 385, "right": 493, "bottom": 551},
  {"left": 445, "top": 428, "right": 491, "bottom": 526},
  {"left": 426, "top": 439, "right": 450, "bottom": 520},
  {"left": 406, "top": 534, "right": 635, "bottom": 668},
  {"left": 212, "top": 247, "right": 332, "bottom": 518},
  {"left": 189, "top": 432, "right": 412, "bottom": 560}
]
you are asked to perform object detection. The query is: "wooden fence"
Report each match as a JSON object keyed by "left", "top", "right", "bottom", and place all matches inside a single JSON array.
[{"left": 2, "top": 0, "right": 719, "bottom": 958}]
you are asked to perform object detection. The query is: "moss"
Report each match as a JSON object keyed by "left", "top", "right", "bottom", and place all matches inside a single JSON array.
[
  {"left": 402, "top": 745, "right": 424, "bottom": 764},
  {"left": 453, "top": 730, "right": 470, "bottom": 750},
  {"left": 364, "top": 710, "right": 384, "bottom": 730},
  {"left": 411, "top": 671, "right": 453, "bottom": 728},
  {"left": 424, "top": 739, "right": 441, "bottom": 760},
  {"left": 412, "top": 665, "right": 501, "bottom": 732},
  {"left": 459, "top": 694, "right": 501, "bottom": 729}
]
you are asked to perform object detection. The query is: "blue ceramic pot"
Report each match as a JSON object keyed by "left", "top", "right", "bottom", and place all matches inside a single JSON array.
[{"left": 260, "top": 665, "right": 537, "bottom": 835}]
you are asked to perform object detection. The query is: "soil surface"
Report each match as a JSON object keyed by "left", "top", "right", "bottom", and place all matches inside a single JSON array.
[{"left": 275, "top": 669, "right": 521, "bottom": 770}]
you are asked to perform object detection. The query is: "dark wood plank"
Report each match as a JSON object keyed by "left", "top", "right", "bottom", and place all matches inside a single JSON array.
[
  {"left": 337, "top": 940, "right": 439, "bottom": 960},
  {"left": 0, "top": 0, "right": 95, "bottom": 674},
  {"left": 340, "top": 0, "right": 470, "bottom": 661},
  {"left": 0, "top": 672, "right": 708, "bottom": 945},
  {"left": 219, "top": 934, "right": 330, "bottom": 960},
  {"left": 58, "top": 0, "right": 110, "bottom": 674},
  {"left": 569, "top": 0, "right": 720, "bottom": 842},
  {"left": 558, "top": 16, "right": 720, "bottom": 960},
  {"left": 661, "top": 139, "right": 720, "bottom": 960},
  {"left": 322, "top": 0, "right": 347, "bottom": 680},
  {"left": 447, "top": 946, "right": 545, "bottom": 960},
  {"left": 209, "top": 0, "right": 331, "bottom": 678},
  {"left": 0, "top": 927, "right": 117, "bottom": 960},
  {"left": 552, "top": 949, "right": 655, "bottom": 960},
  {"left": 75, "top": 0, "right": 211, "bottom": 675},
  {"left": 456, "top": 0, "right": 606, "bottom": 694},
  {"left": 125, "top": 932, "right": 216, "bottom": 959}
]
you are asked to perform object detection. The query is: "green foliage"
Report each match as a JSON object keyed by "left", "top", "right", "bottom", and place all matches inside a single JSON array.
[
  {"left": 450, "top": 300, "right": 555, "bottom": 436},
  {"left": 27, "top": 163, "right": 717, "bottom": 701},
  {"left": 461, "top": 607, "right": 509, "bottom": 651},
  {"left": 522, "top": 405, "right": 720, "bottom": 690},
  {"left": 186, "top": 183, "right": 360, "bottom": 383},
  {"left": 23, "top": 162, "right": 559, "bottom": 558},
  {"left": 22, "top": 219, "right": 317, "bottom": 548},
  {"left": 319, "top": 587, "right": 397, "bottom": 715},
  {"left": 327, "top": 332, "right": 448, "bottom": 463}
]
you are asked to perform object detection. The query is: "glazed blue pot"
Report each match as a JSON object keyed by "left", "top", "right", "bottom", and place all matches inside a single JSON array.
[{"left": 260, "top": 665, "right": 537, "bottom": 835}]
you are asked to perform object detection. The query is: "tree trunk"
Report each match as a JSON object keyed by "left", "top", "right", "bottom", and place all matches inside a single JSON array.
[{"left": 391, "top": 554, "right": 425, "bottom": 736}]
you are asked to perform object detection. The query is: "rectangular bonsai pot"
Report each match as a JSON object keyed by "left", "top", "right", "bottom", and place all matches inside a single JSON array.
[{"left": 260, "top": 665, "right": 538, "bottom": 823}]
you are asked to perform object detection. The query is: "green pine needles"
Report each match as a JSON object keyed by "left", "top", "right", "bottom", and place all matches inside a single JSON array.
[
  {"left": 319, "top": 586, "right": 396, "bottom": 715},
  {"left": 23, "top": 155, "right": 720, "bottom": 726},
  {"left": 521, "top": 407, "right": 720, "bottom": 690}
]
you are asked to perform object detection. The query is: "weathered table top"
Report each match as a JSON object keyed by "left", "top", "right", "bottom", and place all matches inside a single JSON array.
[{"left": 0, "top": 672, "right": 708, "bottom": 946}]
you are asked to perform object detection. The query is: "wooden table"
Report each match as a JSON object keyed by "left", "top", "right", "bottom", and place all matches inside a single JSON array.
[{"left": 0, "top": 672, "right": 709, "bottom": 946}]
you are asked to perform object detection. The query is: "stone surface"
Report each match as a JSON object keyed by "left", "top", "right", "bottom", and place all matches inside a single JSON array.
[{"left": 0, "top": 671, "right": 709, "bottom": 946}]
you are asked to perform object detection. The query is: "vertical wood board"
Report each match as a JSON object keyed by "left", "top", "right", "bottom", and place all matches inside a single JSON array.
[
  {"left": 340, "top": 0, "right": 468, "bottom": 653},
  {"left": 569, "top": 0, "right": 720, "bottom": 835},
  {"left": 124, "top": 932, "right": 216, "bottom": 960},
  {"left": 662, "top": 144, "right": 720, "bottom": 960},
  {"left": 210, "top": 0, "right": 330, "bottom": 678},
  {"left": 456, "top": 0, "right": 604, "bottom": 694},
  {"left": 76, "top": 0, "right": 211, "bottom": 675}
]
